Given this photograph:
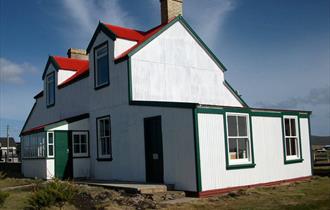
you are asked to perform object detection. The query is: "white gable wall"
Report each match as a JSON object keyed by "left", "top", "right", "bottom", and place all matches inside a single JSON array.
[
  {"left": 114, "top": 38, "right": 137, "bottom": 58},
  {"left": 131, "top": 21, "right": 243, "bottom": 107},
  {"left": 57, "top": 69, "right": 76, "bottom": 85}
]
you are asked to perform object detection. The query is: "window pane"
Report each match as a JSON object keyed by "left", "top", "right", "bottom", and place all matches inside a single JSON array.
[
  {"left": 73, "top": 135, "right": 80, "bottom": 144},
  {"left": 74, "top": 144, "right": 80, "bottom": 154},
  {"left": 49, "top": 145, "right": 54, "bottom": 156},
  {"left": 290, "top": 138, "right": 297, "bottom": 156},
  {"left": 81, "top": 144, "right": 87, "bottom": 153},
  {"left": 101, "top": 138, "right": 106, "bottom": 155},
  {"left": 286, "top": 138, "right": 291, "bottom": 156},
  {"left": 228, "top": 116, "right": 238, "bottom": 136},
  {"left": 97, "top": 47, "right": 107, "bottom": 56},
  {"left": 285, "top": 119, "right": 291, "bottom": 136},
  {"left": 229, "top": 138, "right": 237, "bottom": 160},
  {"left": 238, "top": 116, "right": 247, "bottom": 136},
  {"left": 100, "top": 120, "right": 105, "bottom": 137},
  {"left": 238, "top": 138, "right": 249, "bottom": 159},
  {"left": 48, "top": 133, "right": 53, "bottom": 143},
  {"left": 105, "top": 119, "right": 110, "bottom": 136},
  {"left": 81, "top": 135, "right": 87, "bottom": 144},
  {"left": 290, "top": 119, "right": 296, "bottom": 136},
  {"left": 97, "top": 55, "right": 109, "bottom": 85}
]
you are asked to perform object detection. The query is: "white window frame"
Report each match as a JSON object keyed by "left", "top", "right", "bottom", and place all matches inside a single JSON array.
[
  {"left": 95, "top": 43, "right": 109, "bottom": 88},
  {"left": 97, "top": 116, "right": 111, "bottom": 159},
  {"left": 72, "top": 131, "right": 89, "bottom": 158},
  {"left": 46, "top": 72, "right": 55, "bottom": 106},
  {"left": 283, "top": 115, "right": 301, "bottom": 160},
  {"left": 226, "top": 112, "right": 252, "bottom": 165},
  {"left": 47, "top": 132, "right": 55, "bottom": 158}
]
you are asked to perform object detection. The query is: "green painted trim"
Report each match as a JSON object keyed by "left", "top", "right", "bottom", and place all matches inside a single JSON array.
[
  {"left": 86, "top": 22, "right": 116, "bottom": 53},
  {"left": 179, "top": 17, "right": 227, "bottom": 72},
  {"left": 94, "top": 41, "right": 110, "bottom": 90},
  {"left": 307, "top": 116, "right": 314, "bottom": 175},
  {"left": 96, "top": 115, "right": 113, "bottom": 161},
  {"left": 193, "top": 109, "right": 202, "bottom": 192},
  {"left": 130, "top": 100, "right": 196, "bottom": 108},
  {"left": 46, "top": 71, "right": 55, "bottom": 108},
  {"left": 226, "top": 163, "right": 257, "bottom": 170},
  {"left": 222, "top": 111, "right": 256, "bottom": 170},
  {"left": 224, "top": 80, "right": 249, "bottom": 107},
  {"left": 250, "top": 111, "right": 282, "bottom": 117},
  {"left": 281, "top": 114, "right": 304, "bottom": 165}
]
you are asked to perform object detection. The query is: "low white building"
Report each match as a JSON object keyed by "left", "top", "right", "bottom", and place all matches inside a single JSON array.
[
  {"left": 0, "top": 137, "right": 19, "bottom": 163},
  {"left": 20, "top": 0, "right": 312, "bottom": 196}
]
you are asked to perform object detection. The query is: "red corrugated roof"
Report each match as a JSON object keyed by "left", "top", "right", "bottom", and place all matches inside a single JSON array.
[
  {"left": 103, "top": 17, "right": 175, "bottom": 61},
  {"left": 52, "top": 56, "right": 89, "bottom": 87}
]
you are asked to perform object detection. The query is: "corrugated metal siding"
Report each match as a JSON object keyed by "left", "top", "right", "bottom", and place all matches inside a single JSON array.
[{"left": 198, "top": 113, "right": 312, "bottom": 191}]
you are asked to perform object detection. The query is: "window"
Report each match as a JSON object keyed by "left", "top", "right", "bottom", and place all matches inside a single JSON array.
[
  {"left": 97, "top": 116, "right": 112, "bottom": 159},
  {"left": 22, "top": 133, "right": 46, "bottom": 158},
  {"left": 46, "top": 72, "right": 55, "bottom": 106},
  {"left": 283, "top": 116, "right": 302, "bottom": 162},
  {"left": 47, "top": 132, "right": 54, "bottom": 158},
  {"left": 225, "top": 113, "right": 254, "bottom": 168},
  {"left": 94, "top": 42, "right": 109, "bottom": 88},
  {"left": 72, "top": 132, "right": 89, "bottom": 157}
]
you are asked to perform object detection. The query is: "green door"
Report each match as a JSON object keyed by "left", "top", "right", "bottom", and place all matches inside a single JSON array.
[{"left": 55, "top": 131, "right": 72, "bottom": 179}]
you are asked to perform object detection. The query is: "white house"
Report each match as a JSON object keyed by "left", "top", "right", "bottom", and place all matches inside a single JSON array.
[
  {"left": 0, "top": 137, "right": 19, "bottom": 162},
  {"left": 20, "top": 0, "right": 312, "bottom": 197}
]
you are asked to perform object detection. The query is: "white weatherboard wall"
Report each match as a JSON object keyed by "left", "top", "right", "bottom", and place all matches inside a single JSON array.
[
  {"left": 114, "top": 38, "right": 137, "bottom": 58},
  {"left": 131, "top": 21, "right": 242, "bottom": 107},
  {"left": 198, "top": 113, "right": 312, "bottom": 191},
  {"left": 22, "top": 159, "right": 47, "bottom": 179},
  {"left": 73, "top": 158, "right": 90, "bottom": 178}
]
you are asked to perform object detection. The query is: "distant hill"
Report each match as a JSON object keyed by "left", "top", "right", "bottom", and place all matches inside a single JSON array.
[{"left": 311, "top": 136, "right": 330, "bottom": 145}]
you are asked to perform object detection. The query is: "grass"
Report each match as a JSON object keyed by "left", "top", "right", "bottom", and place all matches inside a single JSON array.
[
  {"left": 0, "top": 177, "right": 35, "bottom": 189},
  {"left": 0, "top": 176, "right": 329, "bottom": 209},
  {"left": 162, "top": 176, "right": 330, "bottom": 210}
]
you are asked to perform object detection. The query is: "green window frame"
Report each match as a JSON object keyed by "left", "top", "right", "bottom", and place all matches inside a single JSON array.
[
  {"left": 282, "top": 115, "right": 303, "bottom": 164},
  {"left": 94, "top": 41, "right": 110, "bottom": 89},
  {"left": 224, "top": 111, "right": 255, "bottom": 170},
  {"left": 46, "top": 72, "right": 55, "bottom": 107}
]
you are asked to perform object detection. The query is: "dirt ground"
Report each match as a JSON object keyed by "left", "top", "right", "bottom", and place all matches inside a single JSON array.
[{"left": 1, "top": 176, "right": 330, "bottom": 210}]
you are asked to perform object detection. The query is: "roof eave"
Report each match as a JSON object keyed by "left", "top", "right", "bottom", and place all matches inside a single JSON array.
[{"left": 86, "top": 22, "right": 117, "bottom": 53}]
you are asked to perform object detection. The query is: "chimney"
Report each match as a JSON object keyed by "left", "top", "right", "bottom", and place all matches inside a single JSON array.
[
  {"left": 67, "top": 48, "right": 88, "bottom": 60},
  {"left": 160, "top": 0, "right": 183, "bottom": 24}
]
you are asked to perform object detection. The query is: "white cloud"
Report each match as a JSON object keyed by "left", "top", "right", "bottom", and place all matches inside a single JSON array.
[
  {"left": 60, "top": 0, "right": 136, "bottom": 46},
  {"left": 185, "top": 0, "right": 237, "bottom": 48},
  {"left": 0, "top": 58, "right": 37, "bottom": 84}
]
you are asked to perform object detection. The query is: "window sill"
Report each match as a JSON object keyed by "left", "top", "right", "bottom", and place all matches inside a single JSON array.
[
  {"left": 46, "top": 103, "right": 55, "bottom": 108},
  {"left": 285, "top": 158, "right": 303, "bottom": 164},
  {"left": 94, "top": 82, "right": 109, "bottom": 90},
  {"left": 73, "top": 155, "right": 90, "bottom": 159},
  {"left": 97, "top": 157, "right": 113, "bottom": 161},
  {"left": 22, "top": 157, "right": 46, "bottom": 160},
  {"left": 226, "top": 163, "right": 256, "bottom": 170}
]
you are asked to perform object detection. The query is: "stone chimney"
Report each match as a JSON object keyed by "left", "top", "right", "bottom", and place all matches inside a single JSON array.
[
  {"left": 160, "top": 0, "right": 183, "bottom": 24},
  {"left": 67, "top": 48, "right": 88, "bottom": 60}
]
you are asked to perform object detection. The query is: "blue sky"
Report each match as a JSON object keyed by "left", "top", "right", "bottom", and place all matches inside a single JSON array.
[{"left": 0, "top": 0, "right": 329, "bottom": 141}]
